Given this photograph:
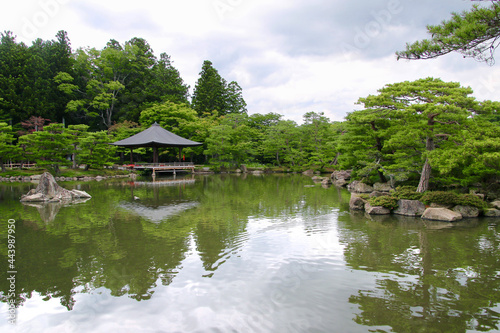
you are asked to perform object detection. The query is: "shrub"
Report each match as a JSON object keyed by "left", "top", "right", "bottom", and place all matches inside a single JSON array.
[
  {"left": 392, "top": 186, "right": 423, "bottom": 200},
  {"left": 420, "top": 191, "right": 459, "bottom": 206},
  {"left": 420, "top": 191, "right": 487, "bottom": 210},
  {"left": 369, "top": 196, "right": 399, "bottom": 210},
  {"left": 358, "top": 194, "right": 370, "bottom": 200},
  {"left": 456, "top": 194, "right": 488, "bottom": 210}
]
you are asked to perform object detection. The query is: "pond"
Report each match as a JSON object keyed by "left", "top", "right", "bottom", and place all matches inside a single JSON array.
[{"left": 0, "top": 173, "right": 499, "bottom": 333}]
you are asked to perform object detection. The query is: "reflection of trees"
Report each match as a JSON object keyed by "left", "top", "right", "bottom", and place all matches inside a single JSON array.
[
  {"left": 0, "top": 181, "right": 194, "bottom": 309},
  {"left": 339, "top": 212, "right": 500, "bottom": 332},
  {"left": 0, "top": 174, "right": 347, "bottom": 310}
]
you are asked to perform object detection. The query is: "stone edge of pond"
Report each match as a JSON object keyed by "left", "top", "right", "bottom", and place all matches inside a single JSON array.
[{"left": 0, "top": 173, "right": 137, "bottom": 183}]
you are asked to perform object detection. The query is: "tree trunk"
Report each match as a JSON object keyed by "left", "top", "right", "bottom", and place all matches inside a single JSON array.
[
  {"left": 378, "top": 170, "right": 388, "bottom": 184},
  {"left": 417, "top": 134, "right": 435, "bottom": 193},
  {"left": 417, "top": 158, "right": 431, "bottom": 193},
  {"left": 0, "top": 158, "right": 4, "bottom": 173}
]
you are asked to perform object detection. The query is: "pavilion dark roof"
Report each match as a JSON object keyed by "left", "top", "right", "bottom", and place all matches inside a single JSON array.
[{"left": 111, "top": 122, "right": 202, "bottom": 148}]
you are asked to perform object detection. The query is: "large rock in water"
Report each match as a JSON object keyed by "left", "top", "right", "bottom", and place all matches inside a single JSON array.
[
  {"left": 452, "top": 205, "right": 479, "bottom": 218},
  {"left": 393, "top": 199, "right": 426, "bottom": 216},
  {"left": 20, "top": 172, "right": 91, "bottom": 203},
  {"left": 364, "top": 203, "right": 391, "bottom": 215},
  {"left": 421, "top": 207, "right": 462, "bottom": 222},
  {"left": 349, "top": 193, "right": 367, "bottom": 210}
]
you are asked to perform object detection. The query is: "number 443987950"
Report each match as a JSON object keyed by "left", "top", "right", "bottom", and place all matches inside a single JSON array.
[{"left": 7, "top": 219, "right": 15, "bottom": 269}]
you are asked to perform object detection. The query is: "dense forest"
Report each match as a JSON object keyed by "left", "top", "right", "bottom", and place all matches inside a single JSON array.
[{"left": 0, "top": 29, "right": 499, "bottom": 192}]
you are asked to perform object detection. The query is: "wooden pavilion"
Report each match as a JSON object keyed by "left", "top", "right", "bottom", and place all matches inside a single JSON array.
[{"left": 111, "top": 122, "right": 202, "bottom": 164}]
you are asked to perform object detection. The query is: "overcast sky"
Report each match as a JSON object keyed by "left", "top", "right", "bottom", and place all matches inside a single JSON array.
[{"left": 3, "top": 0, "right": 500, "bottom": 123}]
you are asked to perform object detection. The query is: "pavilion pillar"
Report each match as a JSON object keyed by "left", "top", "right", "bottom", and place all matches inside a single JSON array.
[
  {"left": 178, "top": 147, "right": 182, "bottom": 163},
  {"left": 130, "top": 149, "right": 133, "bottom": 164},
  {"left": 153, "top": 147, "right": 159, "bottom": 164}
]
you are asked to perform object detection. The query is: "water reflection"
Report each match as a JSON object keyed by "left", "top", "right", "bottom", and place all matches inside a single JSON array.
[
  {"left": 339, "top": 212, "right": 500, "bottom": 332},
  {"left": 0, "top": 175, "right": 499, "bottom": 332},
  {"left": 0, "top": 175, "right": 341, "bottom": 311}
]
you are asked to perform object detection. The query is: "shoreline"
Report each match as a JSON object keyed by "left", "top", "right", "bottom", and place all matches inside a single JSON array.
[{"left": 0, "top": 173, "right": 136, "bottom": 183}]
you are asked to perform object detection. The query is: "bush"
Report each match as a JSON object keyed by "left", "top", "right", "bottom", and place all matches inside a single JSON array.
[
  {"left": 369, "top": 196, "right": 398, "bottom": 210},
  {"left": 420, "top": 191, "right": 487, "bottom": 210},
  {"left": 456, "top": 194, "right": 488, "bottom": 210},
  {"left": 392, "top": 186, "right": 423, "bottom": 200},
  {"left": 420, "top": 191, "right": 459, "bottom": 205}
]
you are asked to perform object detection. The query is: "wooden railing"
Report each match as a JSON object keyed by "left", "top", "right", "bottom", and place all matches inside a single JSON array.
[{"left": 4, "top": 162, "right": 37, "bottom": 169}]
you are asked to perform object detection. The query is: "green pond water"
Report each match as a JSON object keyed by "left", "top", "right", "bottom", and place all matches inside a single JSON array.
[{"left": 0, "top": 174, "right": 499, "bottom": 333}]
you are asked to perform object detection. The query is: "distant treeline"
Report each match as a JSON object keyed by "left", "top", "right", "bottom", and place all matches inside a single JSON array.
[{"left": 0, "top": 31, "right": 498, "bottom": 192}]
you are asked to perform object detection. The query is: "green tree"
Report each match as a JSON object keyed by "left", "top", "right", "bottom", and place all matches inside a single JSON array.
[
  {"left": 192, "top": 60, "right": 246, "bottom": 117},
  {"left": 18, "top": 123, "right": 71, "bottom": 173},
  {"left": 261, "top": 119, "right": 298, "bottom": 166},
  {"left": 205, "top": 113, "right": 259, "bottom": 166},
  {"left": 192, "top": 60, "right": 227, "bottom": 117},
  {"left": 146, "top": 53, "right": 189, "bottom": 105},
  {"left": 0, "top": 31, "right": 74, "bottom": 126},
  {"left": 357, "top": 78, "right": 478, "bottom": 192},
  {"left": 0, "top": 122, "right": 17, "bottom": 172},
  {"left": 79, "top": 131, "right": 117, "bottom": 169},
  {"left": 225, "top": 81, "right": 247, "bottom": 115},
  {"left": 396, "top": 2, "right": 500, "bottom": 64},
  {"left": 338, "top": 96, "right": 400, "bottom": 184},
  {"left": 428, "top": 100, "right": 500, "bottom": 186},
  {"left": 66, "top": 124, "right": 89, "bottom": 168},
  {"left": 300, "top": 112, "right": 338, "bottom": 169}
]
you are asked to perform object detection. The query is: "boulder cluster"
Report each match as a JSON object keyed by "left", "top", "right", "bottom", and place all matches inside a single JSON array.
[{"left": 331, "top": 170, "right": 500, "bottom": 222}]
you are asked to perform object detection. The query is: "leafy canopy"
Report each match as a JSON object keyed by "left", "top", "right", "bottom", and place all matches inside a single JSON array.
[{"left": 396, "top": 3, "right": 500, "bottom": 64}]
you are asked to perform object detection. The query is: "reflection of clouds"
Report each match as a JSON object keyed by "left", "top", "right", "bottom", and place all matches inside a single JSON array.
[{"left": 120, "top": 201, "right": 199, "bottom": 223}]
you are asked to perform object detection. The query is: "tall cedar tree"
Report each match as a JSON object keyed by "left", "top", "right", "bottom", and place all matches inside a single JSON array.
[{"left": 192, "top": 60, "right": 246, "bottom": 117}]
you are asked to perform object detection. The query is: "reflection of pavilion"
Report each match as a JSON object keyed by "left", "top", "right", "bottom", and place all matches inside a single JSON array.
[{"left": 120, "top": 201, "right": 199, "bottom": 223}]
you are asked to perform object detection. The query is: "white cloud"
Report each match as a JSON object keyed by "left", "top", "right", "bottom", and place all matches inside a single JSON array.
[{"left": 2, "top": 0, "right": 498, "bottom": 125}]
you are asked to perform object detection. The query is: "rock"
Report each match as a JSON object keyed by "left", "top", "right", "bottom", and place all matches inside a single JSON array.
[
  {"left": 312, "top": 176, "right": 324, "bottom": 182},
  {"left": 20, "top": 193, "right": 47, "bottom": 202},
  {"left": 321, "top": 178, "right": 332, "bottom": 185},
  {"left": 364, "top": 203, "right": 391, "bottom": 215},
  {"left": 348, "top": 181, "right": 374, "bottom": 193},
  {"left": 452, "top": 205, "right": 479, "bottom": 218},
  {"left": 20, "top": 172, "right": 91, "bottom": 203},
  {"left": 373, "top": 182, "right": 392, "bottom": 192},
  {"left": 302, "top": 169, "right": 314, "bottom": 176},
  {"left": 240, "top": 165, "right": 248, "bottom": 173},
  {"left": 331, "top": 170, "right": 351, "bottom": 181},
  {"left": 31, "top": 174, "right": 42, "bottom": 180},
  {"left": 484, "top": 208, "right": 500, "bottom": 217},
  {"left": 473, "top": 193, "right": 486, "bottom": 200},
  {"left": 421, "top": 208, "right": 462, "bottom": 222},
  {"left": 349, "top": 193, "right": 367, "bottom": 211},
  {"left": 491, "top": 201, "right": 500, "bottom": 209},
  {"left": 333, "top": 179, "right": 348, "bottom": 187},
  {"left": 394, "top": 200, "right": 426, "bottom": 217},
  {"left": 71, "top": 189, "right": 92, "bottom": 198},
  {"left": 369, "top": 191, "right": 389, "bottom": 198}
]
